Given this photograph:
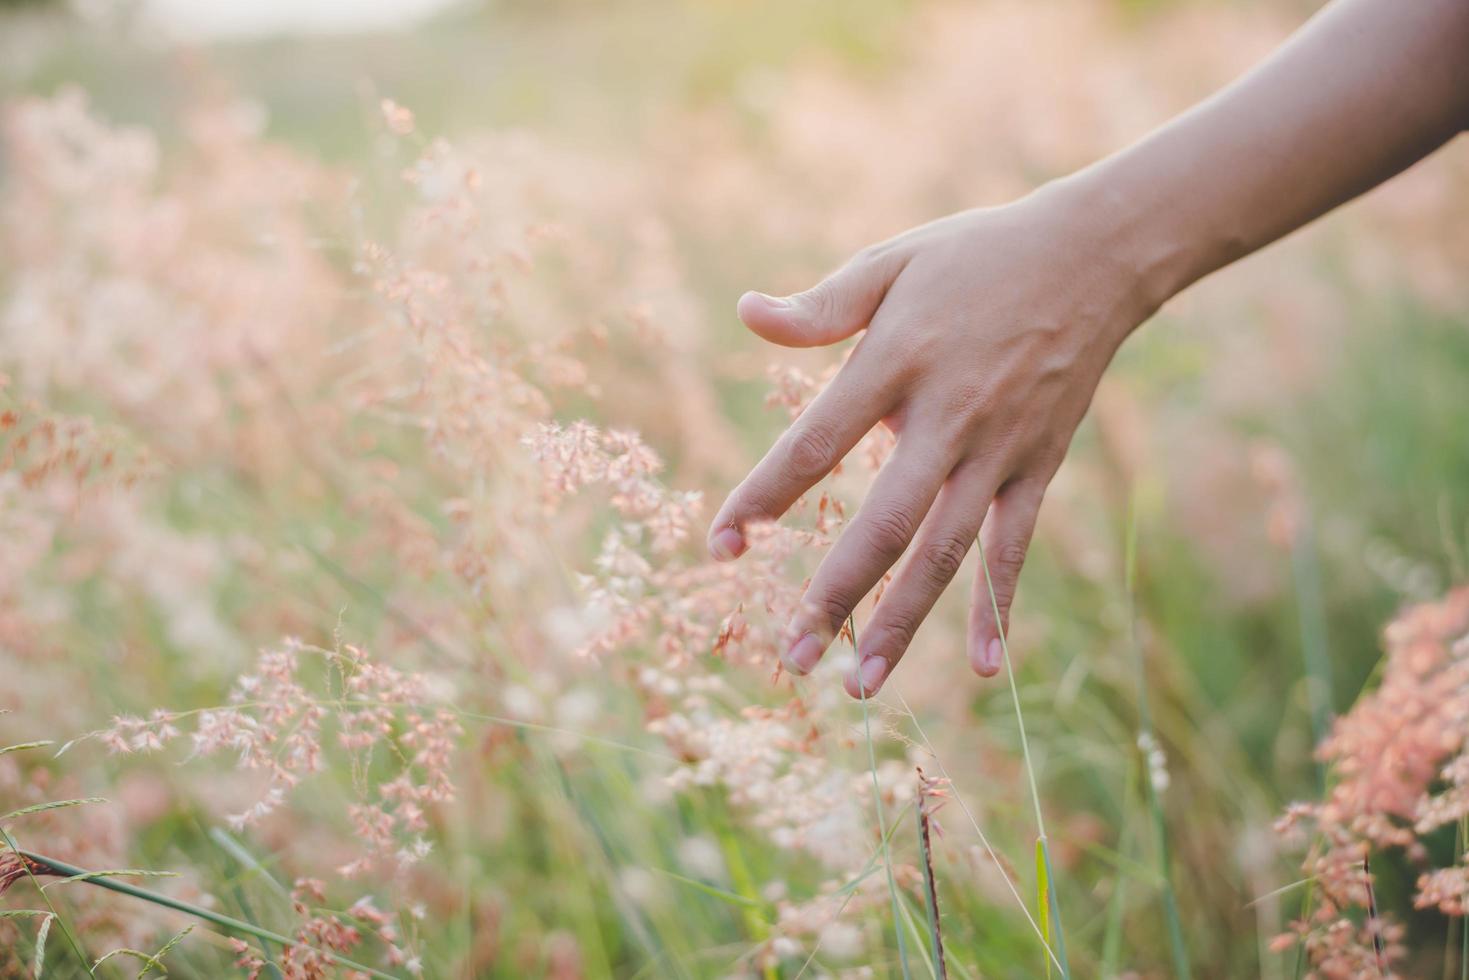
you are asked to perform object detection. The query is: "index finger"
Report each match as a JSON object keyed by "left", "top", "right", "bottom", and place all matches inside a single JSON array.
[
  {"left": 782, "top": 435, "right": 952, "bottom": 679},
  {"left": 707, "top": 350, "right": 896, "bottom": 561}
]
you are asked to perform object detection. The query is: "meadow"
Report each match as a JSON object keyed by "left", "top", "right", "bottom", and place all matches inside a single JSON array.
[{"left": 1, "top": 1, "right": 1467, "bottom": 977}]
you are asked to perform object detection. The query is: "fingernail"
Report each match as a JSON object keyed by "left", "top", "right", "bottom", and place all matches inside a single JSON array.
[
  {"left": 754, "top": 291, "right": 791, "bottom": 309},
  {"left": 858, "top": 655, "right": 888, "bottom": 695},
  {"left": 980, "top": 637, "right": 1003, "bottom": 676},
  {"left": 709, "top": 526, "right": 744, "bottom": 561},
  {"left": 784, "top": 632, "right": 824, "bottom": 675}
]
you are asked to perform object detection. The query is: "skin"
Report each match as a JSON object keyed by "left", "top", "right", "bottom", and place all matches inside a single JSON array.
[{"left": 706, "top": 0, "right": 1469, "bottom": 698}]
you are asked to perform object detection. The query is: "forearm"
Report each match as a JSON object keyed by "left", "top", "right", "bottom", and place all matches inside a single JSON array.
[{"left": 1063, "top": 0, "right": 1469, "bottom": 320}]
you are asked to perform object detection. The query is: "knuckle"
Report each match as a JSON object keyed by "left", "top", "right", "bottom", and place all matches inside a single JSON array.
[
  {"left": 726, "top": 477, "right": 778, "bottom": 522},
  {"left": 729, "top": 486, "right": 774, "bottom": 524},
  {"left": 862, "top": 507, "right": 919, "bottom": 562},
  {"left": 802, "top": 278, "right": 839, "bottom": 322},
  {"left": 919, "top": 534, "right": 971, "bottom": 587},
  {"left": 987, "top": 543, "right": 1029, "bottom": 610},
  {"left": 849, "top": 243, "right": 891, "bottom": 278},
  {"left": 934, "top": 415, "right": 977, "bottom": 459},
  {"left": 784, "top": 422, "right": 840, "bottom": 481},
  {"left": 806, "top": 590, "right": 854, "bottom": 634},
  {"left": 995, "top": 541, "right": 1030, "bottom": 577},
  {"left": 895, "top": 334, "right": 933, "bottom": 380},
  {"left": 848, "top": 245, "right": 880, "bottom": 272},
  {"left": 942, "top": 380, "right": 992, "bottom": 421},
  {"left": 868, "top": 616, "right": 917, "bottom": 659}
]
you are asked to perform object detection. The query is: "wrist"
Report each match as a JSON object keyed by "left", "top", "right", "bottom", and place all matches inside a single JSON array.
[{"left": 1041, "top": 159, "right": 1224, "bottom": 335}]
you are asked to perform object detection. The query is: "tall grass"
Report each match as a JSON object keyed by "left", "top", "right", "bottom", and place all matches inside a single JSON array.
[{"left": 2, "top": 0, "right": 1468, "bottom": 974}]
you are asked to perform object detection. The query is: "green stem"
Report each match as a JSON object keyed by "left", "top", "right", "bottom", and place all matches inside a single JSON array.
[
  {"left": 977, "top": 539, "right": 1046, "bottom": 836},
  {"left": 852, "top": 616, "right": 912, "bottom": 980},
  {"left": 1290, "top": 518, "right": 1333, "bottom": 783},
  {"left": 713, "top": 822, "right": 779, "bottom": 980},
  {"left": 14, "top": 849, "right": 400, "bottom": 980},
  {"left": 977, "top": 539, "right": 1071, "bottom": 978}
]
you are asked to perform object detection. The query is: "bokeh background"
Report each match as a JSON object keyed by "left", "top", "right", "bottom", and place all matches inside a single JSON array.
[{"left": 1, "top": 0, "right": 1467, "bottom": 977}]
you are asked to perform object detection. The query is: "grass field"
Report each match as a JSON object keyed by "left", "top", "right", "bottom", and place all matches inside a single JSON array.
[{"left": 1, "top": 1, "right": 1467, "bottom": 977}]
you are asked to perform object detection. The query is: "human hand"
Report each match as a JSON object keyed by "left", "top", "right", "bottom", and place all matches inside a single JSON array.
[{"left": 708, "top": 181, "right": 1165, "bottom": 697}]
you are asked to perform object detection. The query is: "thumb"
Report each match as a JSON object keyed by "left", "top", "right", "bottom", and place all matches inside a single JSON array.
[{"left": 737, "top": 247, "right": 903, "bottom": 349}]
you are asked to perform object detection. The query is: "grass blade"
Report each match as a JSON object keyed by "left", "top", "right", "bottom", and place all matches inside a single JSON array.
[
  {"left": 1289, "top": 519, "right": 1333, "bottom": 783},
  {"left": 1037, "top": 839, "right": 1069, "bottom": 978},
  {"left": 852, "top": 615, "right": 913, "bottom": 980},
  {"left": 2, "top": 798, "right": 106, "bottom": 822},
  {"left": 92, "top": 923, "right": 194, "bottom": 977},
  {"left": 1036, "top": 841, "right": 1052, "bottom": 978},
  {"left": 978, "top": 538, "right": 1071, "bottom": 979},
  {"left": 42, "top": 869, "right": 179, "bottom": 891},
  {"left": 0, "top": 741, "right": 54, "bottom": 758},
  {"left": 649, "top": 866, "right": 764, "bottom": 910}
]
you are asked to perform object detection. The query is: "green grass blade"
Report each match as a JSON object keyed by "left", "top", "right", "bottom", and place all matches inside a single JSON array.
[
  {"left": 138, "top": 922, "right": 194, "bottom": 978},
  {"left": 1036, "top": 840, "right": 1052, "bottom": 979},
  {"left": 1, "top": 798, "right": 106, "bottom": 822},
  {"left": 1289, "top": 520, "right": 1333, "bottom": 782},
  {"left": 853, "top": 615, "right": 913, "bottom": 980},
  {"left": 42, "top": 869, "right": 178, "bottom": 891},
  {"left": 208, "top": 828, "right": 291, "bottom": 899},
  {"left": 1038, "top": 838, "right": 1070, "bottom": 979},
  {"left": 0, "top": 741, "right": 54, "bottom": 758},
  {"left": 978, "top": 538, "right": 1071, "bottom": 978},
  {"left": 92, "top": 924, "right": 195, "bottom": 977},
  {"left": 649, "top": 866, "right": 764, "bottom": 910},
  {"left": 94, "top": 948, "right": 158, "bottom": 971}
]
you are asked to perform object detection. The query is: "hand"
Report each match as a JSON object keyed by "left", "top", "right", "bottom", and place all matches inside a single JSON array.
[{"left": 707, "top": 181, "right": 1163, "bottom": 697}]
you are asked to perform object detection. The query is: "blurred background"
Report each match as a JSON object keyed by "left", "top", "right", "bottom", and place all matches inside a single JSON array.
[{"left": 1, "top": 0, "right": 1467, "bottom": 977}]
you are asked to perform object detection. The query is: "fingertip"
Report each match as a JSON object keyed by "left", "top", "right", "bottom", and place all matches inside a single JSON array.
[
  {"left": 982, "top": 637, "right": 1004, "bottom": 676},
  {"left": 736, "top": 290, "right": 787, "bottom": 330},
  {"left": 708, "top": 525, "right": 746, "bottom": 562},
  {"left": 737, "top": 290, "right": 790, "bottom": 318},
  {"left": 844, "top": 655, "right": 889, "bottom": 698},
  {"left": 968, "top": 634, "right": 1002, "bottom": 677},
  {"left": 783, "top": 631, "right": 824, "bottom": 676},
  {"left": 736, "top": 290, "right": 807, "bottom": 347}
]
